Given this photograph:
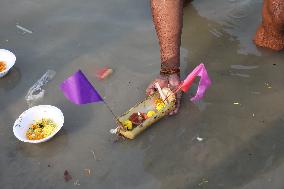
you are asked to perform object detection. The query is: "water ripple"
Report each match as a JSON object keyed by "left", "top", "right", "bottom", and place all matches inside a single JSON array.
[{"left": 230, "top": 64, "right": 259, "bottom": 70}]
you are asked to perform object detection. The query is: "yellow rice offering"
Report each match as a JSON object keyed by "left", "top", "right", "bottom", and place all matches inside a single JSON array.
[{"left": 26, "top": 118, "right": 57, "bottom": 140}]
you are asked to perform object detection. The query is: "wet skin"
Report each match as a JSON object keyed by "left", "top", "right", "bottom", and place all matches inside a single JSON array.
[
  {"left": 254, "top": 0, "right": 284, "bottom": 50},
  {"left": 148, "top": 0, "right": 284, "bottom": 115}
]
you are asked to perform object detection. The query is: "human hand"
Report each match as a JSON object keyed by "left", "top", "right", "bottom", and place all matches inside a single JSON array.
[{"left": 146, "top": 73, "right": 182, "bottom": 115}]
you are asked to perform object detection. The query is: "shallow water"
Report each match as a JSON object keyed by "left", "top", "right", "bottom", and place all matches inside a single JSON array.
[{"left": 1, "top": 0, "right": 284, "bottom": 188}]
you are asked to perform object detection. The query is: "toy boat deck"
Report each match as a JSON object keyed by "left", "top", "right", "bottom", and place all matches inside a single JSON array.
[{"left": 113, "top": 88, "right": 176, "bottom": 139}]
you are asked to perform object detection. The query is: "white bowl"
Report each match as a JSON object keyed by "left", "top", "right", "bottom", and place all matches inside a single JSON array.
[
  {"left": 0, "top": 49, "right": 16, "bottom": 78},
  {"left": 13, "top": 105, "right": 64, "bottom": 143}
]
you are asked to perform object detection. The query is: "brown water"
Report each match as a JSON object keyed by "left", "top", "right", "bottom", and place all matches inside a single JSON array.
[{"left": 1, "top": 0, "right": 284, "bottom": 188}]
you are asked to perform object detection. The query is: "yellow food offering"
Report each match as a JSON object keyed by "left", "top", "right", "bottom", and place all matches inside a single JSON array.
[
  {"left": 147, "top": 110, "right": 156, "bottom": 118},
  {"left": 122, "top": 120, "right": 133, "bottom": 130},
  {"left": 156, "top": 103, "right": 166, "bottom": 111},
  {"left": 0, "top": 61, "right": 6, "bottom": 72},
  {"left": 155, "top": 98, "right": 166, "bottom": 111},
  {"left": 26, "top": 118, "right": 57, "bottom": 140}
]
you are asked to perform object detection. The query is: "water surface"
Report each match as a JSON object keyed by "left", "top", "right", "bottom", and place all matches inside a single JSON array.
[{"left": 1, "top": 0, "right": 284, "bottom": 188}]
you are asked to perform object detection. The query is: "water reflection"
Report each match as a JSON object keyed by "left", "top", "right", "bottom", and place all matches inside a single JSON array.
[
  {"left": 0, "top": 67, "right": 21, "bottom": 93},
  {"left": 230, "top": 65, "right": 259, "bottom": 70},
  {"left": 15, "top": 129, "right": 69, "bottom": 159},
  {"left": 192, "top": 0, "right": 262, "bottom": 55}
]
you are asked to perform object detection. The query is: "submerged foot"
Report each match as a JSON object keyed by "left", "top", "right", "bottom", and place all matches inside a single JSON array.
[
  {"left": 253, "top": 0, "right": 284, "bottom": 51},
  {"left": 254, "top": 25, "right": 284, "bottom": 51}
]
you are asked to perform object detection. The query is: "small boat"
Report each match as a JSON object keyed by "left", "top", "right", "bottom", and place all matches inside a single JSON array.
[{"left": 111, "top": 87, "right": 176, "bottom": 139}]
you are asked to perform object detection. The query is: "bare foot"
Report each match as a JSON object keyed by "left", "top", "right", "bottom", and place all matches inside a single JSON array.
[
  {"left": 254, "top": 25, "right": 284, "bottom": 50},
  {"left": 254, "top": 0, "right": 284, "bottom": 50}
]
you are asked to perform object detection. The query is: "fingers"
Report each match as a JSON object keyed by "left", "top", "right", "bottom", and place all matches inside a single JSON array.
[
  {"left": 168, "top": 74, "right": 181, "bottom": 91},
  {"left": 146, "top": 74, "right": 182, "bottom": 115},
  {"left": 146, "top": 76, "right": 169, "bottom": 96},
  {"left": 146, "top": 83, "right": 156, "bottom": 96},
  {"left": 169, "top": 91, "right": 182, "bottom": 115},
  {"left": 164, "top": 74, "right": 181, "bottom": 115},
  {"left": 168, "top": 73, "right": 180, "bottom": 86}
]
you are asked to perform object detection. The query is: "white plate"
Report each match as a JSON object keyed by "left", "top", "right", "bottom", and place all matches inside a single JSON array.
[
  {"left": 13, "top": 105, "right": 64, "bottom": 143},
  {"left": 0, "top": 49, "right": 16, "bottom": 78}
]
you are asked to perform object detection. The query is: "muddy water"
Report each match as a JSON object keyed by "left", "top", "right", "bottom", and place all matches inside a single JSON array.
[{"left": 1, "top": 0, "right": 284, "bottom": 188}]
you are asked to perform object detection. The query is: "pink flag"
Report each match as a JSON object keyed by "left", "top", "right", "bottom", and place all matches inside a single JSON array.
[{"left": 180, "top": 63, "right": 211, "bottom": 101}]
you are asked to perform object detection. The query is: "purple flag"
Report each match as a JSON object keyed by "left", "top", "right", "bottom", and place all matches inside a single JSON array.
[{"left": 60, "top": 70, "right": 103, "bottom": 105}]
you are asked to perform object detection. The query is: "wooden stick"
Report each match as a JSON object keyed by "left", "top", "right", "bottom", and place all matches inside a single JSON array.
[
  {"left": 155, "top": 82, "right": 167, "bottom": 103},
  {"left": 162, "top": 84, "right": 183, "bottom": 103},
  {"left": 103, "top": 100, "right": 119, "bottom": 121}
]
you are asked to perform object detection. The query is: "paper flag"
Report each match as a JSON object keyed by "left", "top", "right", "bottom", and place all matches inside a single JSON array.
[
  {"left": 180, "top": 63, "right": 211, "bottom": 101},
  {"left": 60, "top": 70, "right": 103, "bottom": 105}
]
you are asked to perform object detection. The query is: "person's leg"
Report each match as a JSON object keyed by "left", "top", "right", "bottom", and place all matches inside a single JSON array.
[
  {"left": 146, "top": 0, "right": 184, "bottom": 115},
  {"left": 254, "top": 0, "right": 284, "bottom": 50},
  {"left": 151, "top": 0, "right": 183, "bottom": 71}
]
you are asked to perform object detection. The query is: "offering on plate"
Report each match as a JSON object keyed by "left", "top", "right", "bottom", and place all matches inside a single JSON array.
[
  {"left": 112, "top": 87, "right": 176, "bottom": 139},
  {"left": 13, "top": 105, "right": 64, "bottom": 143},
  {"left": 0, "top": 61, "right": 6, "bottom": 72},
  {"left": 26, "top": 118, "right": 57, "bottom": 140},
  {"left": 0, "top": 49, "right": 16, "bottom": 78}
]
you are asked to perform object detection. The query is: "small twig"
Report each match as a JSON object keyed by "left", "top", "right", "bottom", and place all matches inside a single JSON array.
[
  {"left": 84, "top": 169, "right": 91, "bottom": 176},
  {"left": 155, "top": 82, "right": 167, "bottom": 102},
  {"left": 16, "top": 24, "right": 33, "bottom": 34},
  {"left": 74, "top": 179, "right": 80, "bottom": 186},
  {"left": 91, "top": 150, "right": 97, "bottom": 161}
]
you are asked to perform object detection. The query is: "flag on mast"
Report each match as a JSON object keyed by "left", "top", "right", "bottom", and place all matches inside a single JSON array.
[
  {"left": 60, "top": 70, "right": 103, "bottom": 105},
  {"left": 180, "top": 63, "right": 211, "bottom": 101}
]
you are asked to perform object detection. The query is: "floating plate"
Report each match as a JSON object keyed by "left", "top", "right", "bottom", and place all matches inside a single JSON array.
[
  {"left": 13, "top": 105, "right": 64, "bottom": 143},
  {"left": 0, "top": 49, "right": 16, "bottom": 78}
]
